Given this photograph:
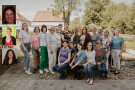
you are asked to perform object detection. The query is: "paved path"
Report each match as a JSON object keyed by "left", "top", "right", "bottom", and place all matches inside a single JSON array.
[
  {"left": 0, "top": 56, "right": 135, "bottom": 90},
  {"left": 0, "top": 79, "right": 135, "bottom": 90}
]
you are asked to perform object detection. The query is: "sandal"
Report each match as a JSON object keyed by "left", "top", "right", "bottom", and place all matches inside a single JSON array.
[
  {"left": 86, "top": 79, "right": 90, "bottom": 83},
  {"left": 89, "top": 80, "right": 93, "bottom": 85}
]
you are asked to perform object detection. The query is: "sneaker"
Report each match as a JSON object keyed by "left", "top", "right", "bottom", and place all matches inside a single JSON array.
[
  {"left": 25, "top": 70, "right": 32, "bottom": 74},
  {"left": 44, "top": 69, "right": 49, "bottom": 72},
  {"left": 24, "top": 67, "right": 30, "bottom": 70},
  {"left": 50, "top": 71, "right": 55, "bottom": 74},
  {"left": 39, "top": 70, "right": 43, "bottom": 74}
]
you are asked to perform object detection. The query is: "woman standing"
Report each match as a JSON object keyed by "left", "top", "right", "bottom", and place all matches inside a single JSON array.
[
  {"left": 70, "top": 27, "right": 80, "bottom": 46},
  {"left": 38, "top": 25, "right": 49, "bottom": 74},
  {"left": 55, "top": 26, "right": 62, "bottom": 64},
  {"left": 19, "top": 23, "right": 32, "bottom": 74},
  {"left": 30, "top": 27, "right": 40, "bottom": 73},
  {"left": 102, "top": 29, "right": 112, "bottom": 70},
  {"left": 111, "top": 30, "right": 124, "bottom": 74},
  {"left": 61, "top": 24, "right": 71, "bottom": 42},
  {"left": 2, "top": 27, "right": 16, "bottom": 45},
  {"left": 80, "top": 27, "right": 91, "bottom": 50},
  {"left": 47, "top": 27, "right": 57, "bottom": 74},
  {"left": 91, "top": 28, "right": 100, "bottom": 50},
  {"left": 53, "top": 41, "right": 71, "bottom": 79},
  {"left": 83, "top": 42, "right": 96, "bottom": 85}
]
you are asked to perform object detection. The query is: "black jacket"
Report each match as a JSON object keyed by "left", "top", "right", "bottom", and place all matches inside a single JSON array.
[{"left": 2, "top": 36, "right": 16, "bottom": 45}]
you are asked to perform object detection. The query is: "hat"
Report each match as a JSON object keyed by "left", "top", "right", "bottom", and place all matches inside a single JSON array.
[{"left": 96, "top": 40, "right": 101, "bottom": 44}]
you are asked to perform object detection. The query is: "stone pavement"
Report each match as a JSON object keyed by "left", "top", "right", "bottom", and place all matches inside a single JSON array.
[
  {"left": 0, "top": 56, "right": 135, "bottom": 90},
  {"left": 0, "top": 79, "right": 135, "bottom": 90}
]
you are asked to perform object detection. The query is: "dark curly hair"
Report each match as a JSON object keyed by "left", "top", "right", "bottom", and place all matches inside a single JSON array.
[{"left": 2, "top": 5, "right": 16, "bottom": 24}]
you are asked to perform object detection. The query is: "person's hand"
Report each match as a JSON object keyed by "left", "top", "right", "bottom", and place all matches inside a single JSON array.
[
  {"left": 50, "top": 50, "right": 53, "bottom": 54},
  {"left": 39, "top": 48, "right": 41, "bottom": 52},
  {"left": 58, "top": 63, "right": 61, "bottom": 66},
  {"left": 97, "top": 62, "right": 101, "bottom": 65},
  {"left": 119, "top": 52, "right": 122, "bottom": 57},
  {"left": 69, "top": 63, "right": 73, "bottom": 67},
  {"left": 55, "top": 48, "right": 57, "bottom": 53},
  {"left": 83, "top": 64, "right": 87, "bottom": 66},
  {"left": 71, "top": 65, "right": 75, "bottom": 69},
  {"left": 24, "top": 48, "right": 27, "bottom": 52}
]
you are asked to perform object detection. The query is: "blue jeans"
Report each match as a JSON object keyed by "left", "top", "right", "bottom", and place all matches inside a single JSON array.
[
  {"left": 20, "top": 43, "right": 30, "bottom": 70},
  {"left": 97, "top": 63, "right": 107, "bottom": 75},
  {"left": 84, "top": 64, "right": 96, "bottom": 79},
  {"left": 53, "top": 63, "right": 69, "bottom": 75}
]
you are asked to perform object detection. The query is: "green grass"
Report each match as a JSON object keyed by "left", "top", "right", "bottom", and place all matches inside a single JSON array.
[{"left": 124, "top": 38, "right": 135, "bottom": 50}]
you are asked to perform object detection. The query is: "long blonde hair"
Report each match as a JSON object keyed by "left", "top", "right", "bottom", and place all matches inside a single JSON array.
[
  {"left": 103, "top": 29, "right": 111, "bottom": 39},
  {"left": 22, "top": 23, "right": 29, "bottom": 33}
]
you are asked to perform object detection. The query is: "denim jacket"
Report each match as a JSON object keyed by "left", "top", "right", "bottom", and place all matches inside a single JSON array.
[{"left": 74, "top": 50, "right": 86, "bottom": 66}]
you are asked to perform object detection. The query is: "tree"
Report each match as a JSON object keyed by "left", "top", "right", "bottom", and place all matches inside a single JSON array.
[
  {"left": 82, "top": 0, "right": 109, "bottom": 26},
  {"left": 69, "top": 17, "right": 81, "bottom": 29},
  {"left": 49, "top": 0, "right": 81, "bottom": 25}
]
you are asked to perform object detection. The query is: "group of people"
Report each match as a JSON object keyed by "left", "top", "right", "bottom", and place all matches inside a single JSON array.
[{"left": 19, "top": 23, "right": 124, "bottom": 85}]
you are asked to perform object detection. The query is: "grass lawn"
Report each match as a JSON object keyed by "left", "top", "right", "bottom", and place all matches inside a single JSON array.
[{"left": 124, "top": 38, "right": 135, "bottom": 50}]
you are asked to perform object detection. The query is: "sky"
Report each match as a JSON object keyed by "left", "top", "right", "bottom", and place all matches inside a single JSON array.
[{"left": 0, "top": 0, "right": 134, "bottom": 21}]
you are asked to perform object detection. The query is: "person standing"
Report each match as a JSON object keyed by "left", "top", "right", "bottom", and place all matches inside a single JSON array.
[
  {"left": 30, "top": 26, "right": 40, "bottom": 73},
  {"left": 111, "top": 30, "right": 124, "bottom": 74},
  {"left": 19, "top": 23, "right": 32, "bottom": 74},
  {"left": 47, "top": 26, "right": 57, "bottom": 74},
  {"left": 55, "top": 26, "right": 62, "bottom": 64},
  {"left": 38, "top": 25, "right": 49, "bottom": 74},
  {"left": 102, "top": 29, "right": 112, "bottom": 70},
  {"left": 91, "top": 27, "right": 100, "bottom": 50}
]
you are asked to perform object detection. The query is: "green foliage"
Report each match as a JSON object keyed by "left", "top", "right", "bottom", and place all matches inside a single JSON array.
[
  {"left": 2, "top": 26, "right": 16, "bottom": 38},
  {"left": 82, "top": 0, "right": 135, "bottom": 34},
  {"left": 69, "top": 17, "right": 81, "bottom": 29},
  {"left": 50, "top": 0, "right": 81, "bottom": 25}
]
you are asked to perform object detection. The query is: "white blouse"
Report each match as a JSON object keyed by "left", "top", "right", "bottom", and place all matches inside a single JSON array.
[{"left": 85, "top": 50, "right": 96, "bottom": 64}]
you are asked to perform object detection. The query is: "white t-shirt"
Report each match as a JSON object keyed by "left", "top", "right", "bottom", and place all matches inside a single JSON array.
[
  {"left": 38, "top": 32, "right": 48, "bottom": 46},
  {"left": 19, "top": 30, "right": 30, "bottom": 43},
  {"left": 47, "top": 33, "right": 57, "bottom": 51},
  {"left": 85, "top": 50, "right": 96, "bottom": 64}
]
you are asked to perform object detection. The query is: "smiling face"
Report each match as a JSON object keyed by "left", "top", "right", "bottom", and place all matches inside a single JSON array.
[
  {"left": 96, "top": 43, "right": 101, "bottom": 50},
  {"left": 87, "top": 42, "right": 92, "bottom": 50},
  {"left": 82, "top": 28, "right": 87, "bottom": 35},
  {"left": 5, "top": 9, "right": 14, "bottom": 24},
  {"left": 35, "top": 27, "right": 40, "bottom": 34},
  {"left": 6, "top": 29, "right": 11, "bottom": 36},
  {"left": 63, "top": 42, "right": 68, "bottom": 48},
  {"left": 8, "top": 51, "right": 13, "bottom": 59},
  {"left": 115, "top": 30, "right": 120, "bottom": 36},
  {"left": 22, "top": 23, "right": 28, "bottom": 31},
  {"left": 104, "top": 30, "right": 109, "bottom": 38},
  {"left": 77, "top": 44, "right": 82, "bottom": 50},
  {"left": 50, "top": 28, "right": 55, "bottom": 34}
]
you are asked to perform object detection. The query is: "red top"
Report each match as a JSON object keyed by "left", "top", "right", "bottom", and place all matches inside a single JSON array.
[
  {"left": 97, "top": 50, "right": 101, "bottom": 62},
  {"left": 5, "top": 40, "right": 13, "bottom": 45}
]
